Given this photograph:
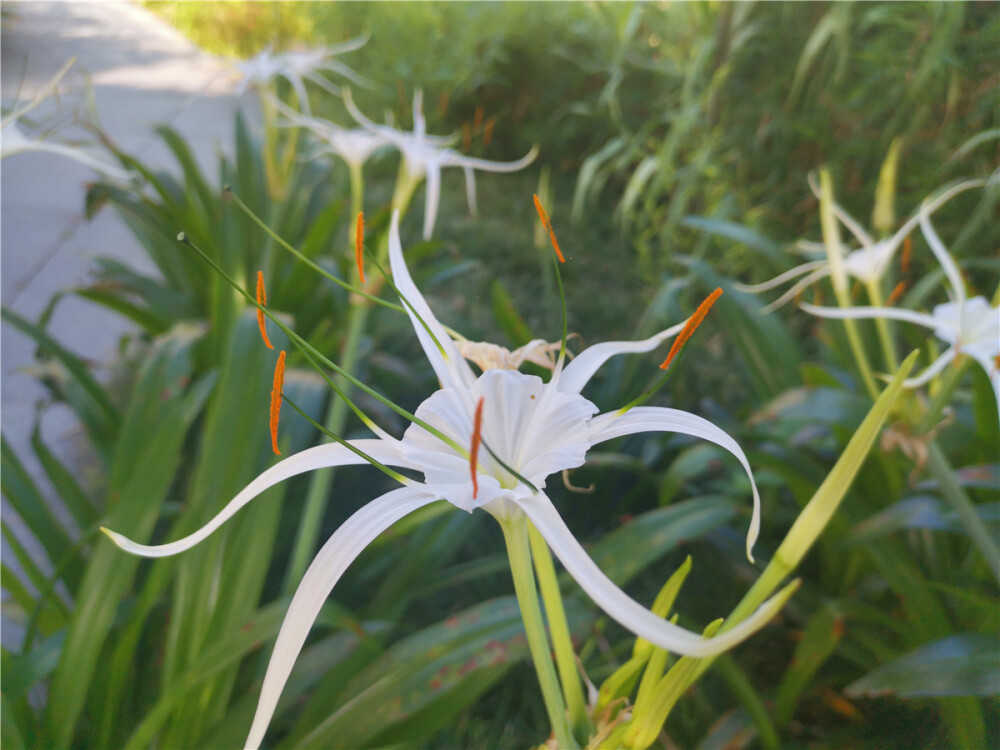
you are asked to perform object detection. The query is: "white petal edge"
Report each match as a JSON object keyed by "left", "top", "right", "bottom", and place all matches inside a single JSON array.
[
  {"left": 422, "top": 161, "right": 442, "bottom": 240},
  {"left": 903, "top": 349, "right": 956, "bottom": 388},
  {"left": 245, "top": 486, "right": 442, "bottom": 750},
  {"left": 967, "top": 350, "right": 1000, "bottom": 421},
  {"left": 555, "top": 321, "right": 686, "bottom": 395},
  {"left": 388, "top": 211, "right": 477, "bottom": 391},
  {"left": 443, "top": 145, "right": 540, "bottom": 173},
  {"left": 807, "top": 171, "right": 874, "bottom": 248},
  {"left": 102, "top": 439, "right": 414, "bottom": 557},
  {"left": 800, "top": 302, "right": 939, "bottom": 331},
  {"left": 736, "top": 260, "right": 828, "bottom": 293},
  {"left": 760, "top": 267, "right": 832, "bottom": 313},
  {"left": 918, "top": 206, "right": 965, "bottom": 307},
  {"left": 518, "top": 491, "right": 788, "bottom": 656},
  {"left": 587, "top": 406, "right": 760, "bottom": 561}
]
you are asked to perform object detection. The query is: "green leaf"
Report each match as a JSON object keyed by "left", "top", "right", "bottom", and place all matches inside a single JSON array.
[
  {"left": 681, "top": 216, "right": 785, "bottom": 266},
  {"left": 584, "top": 496, "right": 737, "bottom": 587},
  {"left": 773, "top": 603, "right": 844, "bottom": 727},
  {"left": 846, "top": 635, "right": 1000, "bottom": 699}
]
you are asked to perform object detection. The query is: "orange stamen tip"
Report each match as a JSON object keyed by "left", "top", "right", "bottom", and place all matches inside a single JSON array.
[
  {"left": 470, "top": 397, "right": 485, "bottom": 499},
  {"left": 886, "top": 280, "right": 907, "bottom": 306},
  {"left": 483, "top": 118, "right": 495, "bottom": 146},
  {"left": 256, "top": 271, "right": 274, "bottom": 350},
  {"left": 462, "top": 121, "right": 472, "bottom": 153},
  {"left": 355, "top": 212, "right": 365, "bottom": 284},
  {"left": 533, "top": 194, "right": 565, "bottom": 263},
  {"left": 473, "top": 105, "right": 484, "bottom": 131},
  {"left": 269, "top": 351, "right": 286, "bottom": 455},
  {"left": 659, "top": 288, "right": 723, "bottom": 371},
  {"left": 901, "top": 235, "right": 913, "bottom": 274}
]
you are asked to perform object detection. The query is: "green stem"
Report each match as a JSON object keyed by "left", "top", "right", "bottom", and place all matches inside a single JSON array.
[
  {"left": 528, "top": 523, "right": 589, "bottom": 740},
  {"left": 501, "top": 516, "right": 577, "bottom": 750},
  {"left": 284, "top": 302, "right": 371, "bottom": 591},
  {"left": 841, "top": 315, "right": 880, "bottom": 401},
  {"left": 865, "top": 279, "right": 899, "bottom": 373},
  {"left": 926, "top": 441, "right": 1000, "bottom": 584}
]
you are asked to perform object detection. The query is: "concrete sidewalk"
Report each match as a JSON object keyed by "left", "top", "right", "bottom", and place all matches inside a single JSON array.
[{"left": 1, "top": 1, "right": 254, "bottom": 640}]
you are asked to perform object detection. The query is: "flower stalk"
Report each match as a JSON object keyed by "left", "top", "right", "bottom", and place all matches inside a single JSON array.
[{"left": 500, "top": 515, "right": 578, "bottom": 749}]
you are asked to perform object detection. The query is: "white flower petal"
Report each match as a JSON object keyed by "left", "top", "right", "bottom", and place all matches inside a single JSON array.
[
  {"left": 388, "top": 212, "right": 477, "bottom": 391},
  {"left": 966, "top": 350, "right": 1000, "bottom": 418},
  {"left": 808, "top": 171, "right": 873, "bottom": 247},
  {"left": 556, "top": 322, "right": 686, "bottom": 396},
  {"left": 760, "top": 267, "right": 832, "bottom": 313},
  {"left": 442, "top": 145, "right": 540, "bottom": 173},
  {"left": 463, "top": 164, "right": 478, "bottom": 216},
  {"left": 422, "top": 161, "right": 442, "bottom": 240},
  {"left": 800, "top": 302, "right": 939, "bottom": 330},
  {"left": 588, "top": 406, "right": 760, "bottom": 560},
  {"left": 919, "top": 207, "right": 965, "bottom": 307},
  {"left": 102, "top": 440, "right": 414, "bottom": 557},
  {"left": 245, "top": 486, "right": 441, "bottom": 750},
  {"left": 736, "top": 260, "right": 828, "bottom": 293},
  {"left": 903, "top": 349, "right": 956, "bottom": 388},
  {"left": 517, "top": 491, "right": 787, "bottom": 656}
]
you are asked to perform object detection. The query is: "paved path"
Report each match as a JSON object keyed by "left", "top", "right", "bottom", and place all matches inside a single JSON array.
[{"left": 1, "top": 1, "right": 253, "bottom": 642}]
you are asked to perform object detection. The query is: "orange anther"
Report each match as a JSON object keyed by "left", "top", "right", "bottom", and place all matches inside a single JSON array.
[
  {"left": 473, "top": 105, "right": 484, "bottom": 131},
  {"left": 256, "top": 271, "right": 274, "bottom": 350},
  {"left": 355, "top": 212, "right": 365, "bottom": 284},
  {"left": 269, "top": 350, "right": 286, "bottom": 455},
  {"left": 462, "top": 121, "right": 472, "bottom": 153},
  {"left": 901, "top": 235, "right": 912, "bottom": 275},
  {"left": 886, "top": 280, "right": 907, "bottom": 306},
  {"left": 470, "top": 397, "right": 485, "bottom": 499},
  {"left": 660, "top": 288, "right": 723, "bottom": 371},
  {"left": 483, "top": 118, "right": 495, "bottom": 147},
  {"left": 533, "top": 194, "right": 565, "bottom": 263}
]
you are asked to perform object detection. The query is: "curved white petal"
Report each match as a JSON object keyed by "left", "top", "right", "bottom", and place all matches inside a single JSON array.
[
  {"left": 737, "top": 260, "right": 828, "bottom": 293},
  {"left": 808, "top": 171, "right": 873, "bottom": 247},
  {"left": 245, "top": 486, "right": 441, "bottom": 750},
  {"left": 903, "top": 349, "right": 955, "bottom": 388},
  {"left": 517, "top": 492, "right": 788, "bottom": 656},
  {"left": 760, "top": 267, "right": 832, "bottom": 313},
  {"left": 967, "top": 350, "right": 1000, "bottom": 419},
  {"left": 303, "top": 71, "right": 342, "bottom": 97},
  {"left": 919, "top": 207, "right": 965, "bottom": 307},
  {"left": 318, "top": 58, "right": 374, "bottom": 89},
  {"left": 556, "top": 322, "right": 686, "bottom": 395},
  {"left": 388, "top": 212, "right": 477, "bottom": 391},
  {"left": 588, "top": 406, "right": 760, "bottom": 560},
  {"left": 320, "top": 32, "right": 370, "bottom": 57},
  {"left": 422, "top": 161, "right": 442, "bottom": 240},
  {"left": 800, "top": 302, "right": 939, "bottom": 330},
  {"left": 463, "top": 165, "right": 478, "bottom": 216},
  {"left": 101, "top": 440, "right": 414, "bottom": 557},
  {"left": 442, "top": 145, "right": 539, "bottom": 173}
]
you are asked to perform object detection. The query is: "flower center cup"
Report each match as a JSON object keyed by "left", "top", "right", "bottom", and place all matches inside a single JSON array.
[{"left": 399, "top": 369, "right": 598, "bottom": 512}]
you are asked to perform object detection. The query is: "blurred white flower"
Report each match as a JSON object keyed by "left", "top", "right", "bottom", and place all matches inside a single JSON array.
[
  {"left": 344, "top": 88, "right": 538, "bottom": 238},
  {"left": 802, "top": 192, "right": 999, "bottom": 410},
  {"left": 742, "top": 178, "right": 982, "bottom": 312},
  {"left": 232, "top": 36, "right": 371, "bottom": 112}
]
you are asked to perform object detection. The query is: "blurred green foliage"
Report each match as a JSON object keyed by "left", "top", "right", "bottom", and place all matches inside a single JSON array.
[{"left": 4, "top": 2, "right": 998, "bottom": 749}]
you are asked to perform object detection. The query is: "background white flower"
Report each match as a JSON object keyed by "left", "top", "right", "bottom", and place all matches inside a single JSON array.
[
  {"left": 344, "top": 88, "right": 538, "bottom": 238},
  {"left": 802, "top": 191, "right": 999, "bottom": 411}
]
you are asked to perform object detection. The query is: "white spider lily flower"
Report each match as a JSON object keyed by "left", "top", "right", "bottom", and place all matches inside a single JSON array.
[
  {"left": 742, "top": 178, "right": 983, "bottom": 312},
  {"left": 802, "top": 196, "right": 1000, "bottom": 410},
  {"left": 344, "top": 88, "right": 538, "bottom": 238},
  {"left": 103, "top": 211, "right": 781, "bottom": 750},
  {"left": 232, "top": 36, "right": 371, "bottom": 112}
]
